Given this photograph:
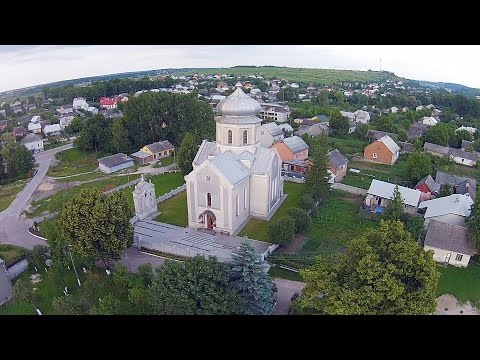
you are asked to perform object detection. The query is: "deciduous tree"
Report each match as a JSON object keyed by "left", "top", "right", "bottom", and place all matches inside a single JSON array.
[
  {"left": 178, "top": 132, "right": 199, "bottom": 176},
  {"left": 268, "top": 215, "right": 295, "bottom": 246},
  {"left": 286, "top": 207, "right": 312, "bottom": 233},
  {"left": 384, "top": 185, "right": 404, "bottom": 221},
  {"left": 406, "top": 152, "right": 433, "bottom": 183}
]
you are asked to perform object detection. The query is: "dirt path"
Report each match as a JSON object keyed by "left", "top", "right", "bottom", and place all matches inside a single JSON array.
[{"left": 277, "top": 234, "right": 309, "bottom": 254}]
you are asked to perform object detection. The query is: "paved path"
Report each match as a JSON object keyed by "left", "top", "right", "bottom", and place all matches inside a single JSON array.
[
  {"left": 272, "top": 278, "right": 306, "bottom": 315},
  {"left": 117, "top": 247, "right": 166, "bottom": 273},
  {"left": 0, "top": 143, "right": 73, "bottom": 249}
]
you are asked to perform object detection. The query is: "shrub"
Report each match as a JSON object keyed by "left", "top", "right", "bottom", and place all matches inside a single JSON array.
[
  {"left": 268, "top": 216, "right": 295, "bottom": 246},
  {"left": 298, "top": 194, "right": 317, "bottom": 216},
  {"left": 286, "top": 207, "right": 312, "bottom": 233}
]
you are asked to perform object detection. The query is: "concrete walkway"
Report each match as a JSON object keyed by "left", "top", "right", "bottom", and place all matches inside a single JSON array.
[{"left": 272, "top": 278, "right": 306, "bottom": 315}]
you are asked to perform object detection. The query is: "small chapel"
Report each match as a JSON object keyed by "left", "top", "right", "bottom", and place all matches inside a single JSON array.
[{"left": 185, "top": 84, "right": 285, "bottom": 235}]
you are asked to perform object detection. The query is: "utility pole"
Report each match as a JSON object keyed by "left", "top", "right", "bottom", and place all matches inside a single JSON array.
[{"left": 68, "top": 246, "right": 81, "bottom": 286}]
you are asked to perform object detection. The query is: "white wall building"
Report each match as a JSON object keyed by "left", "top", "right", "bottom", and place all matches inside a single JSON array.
[
  {"left": 259, "top": 122, "right": 284, "bottom": 147},
  {"left": 455, "top": 125, "right": 477, "bottom": 135},
  {"left": 422, "top": 116, "right": 438, "bottom": 126},
  {"left": 258, "top": 103, "right": 290, "bottom": 123},
  {"left": 43, "top": 124, "right": 62, "bottom": 136},
  {"left": 72, "top": 97, "right": 89, "bottom": 110},
  {"left": 20, "top": 133, "right": 44, "bottom": 153},
  {"left": 28, "top": 122, "right": 42, "bottom": 134},
  {"left": 418, "top": 193, "right": 473, "bottom": 227},
  {"left": 185, "top": 86, "right": 285, "bottom": 236}
]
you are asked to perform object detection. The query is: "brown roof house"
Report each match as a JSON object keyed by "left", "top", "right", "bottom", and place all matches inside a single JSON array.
[
  {"left": 424, "top": 220, "right": 476, "bottom": 267},
  {"left": 327, "top": 149, "right": 349, "bottom": 182},
  {"left": 130, "top": 140, "right": 175, "bottom": 165},
  {"left": 363, "top": 135, "right": 400, "bottom": 165}
]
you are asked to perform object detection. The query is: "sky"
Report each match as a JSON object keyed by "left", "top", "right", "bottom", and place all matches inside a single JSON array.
[{"left": 0, "top": 45, "right": 479, "bottom": 93}]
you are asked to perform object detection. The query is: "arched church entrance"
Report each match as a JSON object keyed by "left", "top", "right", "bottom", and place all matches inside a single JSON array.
[{"left": 199, "top": 210, "right": 216, "bottom": 230}]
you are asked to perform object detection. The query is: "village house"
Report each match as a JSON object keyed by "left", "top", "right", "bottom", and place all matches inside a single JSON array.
[
  {"left": 455, "top": 125, "right": 477, "bottom": 135},
  {"left": 59, "top": 115, "right": 75, "bottom": 130},
  {"left": 353, "top": 109, "right": 370, "bottom": 124},
  {"left": 364, "top": 179, "right": 421, "bottom": 215},
  {"left": 271, "top": 135, "right": 310, "bottom": 174},
  {"left": 415, "top": 175, "right": 438, "bottom": 201},
  {"left": 418, "top": 193, "right": 473, "bottom": 227},
  {"left": 424, "top": 221, "right": 476, "bottom": 267},
  {"left": 327, "top": 149, "right": 349, "bottom": 182},
  {"left": 12, "top": 126, "right": 27, "bottom": 138},
  {"left": 258, "top": 103, "right": 290, "bottom": 123},
  {"left": 20, "top": 133, "right": 44, "bottom": 153},
  {"left": 432, "top": 108, "right": 442, "bottom": 118},
  {"left": 87, "top": 106, "right": 98, "bottom": 115},
  {"left": 366, "top": 129, "right": 397, "bottom": 142},
  {"left": 30, "top": 115, "right": 41, "bottom": 124},
  {"left": 43, "top": 124, "right": 62, "bottom": 137},
  {"left": 363, "top": 135, "right": 400, "bottom": 165},
  {"left": 390, "top": 106, "right": 399, "bottom": 113},
  {"left": 407, "top": 121, "right": 429, "bottom": 141},
  {"left": 99, "top": 97, "right": 118, "bottom": 109},
  {"left": 28, "top": 122, "right": 42, "bottom": 134},
  {"left": 259, "top": 122, "right": 284, "bottom": 147},
  {"left": 98, "top": 153, "right": 134, "bottom": 174},
  {"left": 0, "top": 120, "right": 6, "bottom": 133},
  {"left": 130, "top": 140, "right": 175, "bottom": 165},
  {"left": 295, "top": 123, "right": 329, "bottom": 137},
  {"left": 72, "top": 97, "right": 89, "bottom": 110},
  {"left": 422, "top": 116, "right": 438, "bottom": 126},
  {"left": 435, "top": 171, "right": 476, "bottom": 200},
  {"left": 424, "top": 142, "right": 478, "bottom": 167},
  {"left": 11, "top": 105, "right": 23, "bottom": 114},
  {"left": 278, "top": 123, "right": 294, "bottom": 134}
]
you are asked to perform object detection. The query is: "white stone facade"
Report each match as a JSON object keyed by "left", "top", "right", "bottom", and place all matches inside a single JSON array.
[{"left": 133, "top": 175, "right": 157, "bottom": 220}]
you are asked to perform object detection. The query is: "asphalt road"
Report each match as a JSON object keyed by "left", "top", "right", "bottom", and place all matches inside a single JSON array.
[{"left": 0, "top": 143, "right": 73, "bottom": 249}]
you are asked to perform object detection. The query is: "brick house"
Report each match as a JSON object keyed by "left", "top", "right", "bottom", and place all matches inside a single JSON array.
[
  {"left": 363, "top": 135, "right": 400, "bottom": 165},
  {"left": 271, "top": 135, "right": 309, "bottom": 174},
  {"left": 327, "top": 149, "right": 349, "bottom": 182}
]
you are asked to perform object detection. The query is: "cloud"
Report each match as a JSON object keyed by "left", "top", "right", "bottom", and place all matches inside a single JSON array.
[{"left": 0, "top": 45, "right": 479, "bottom": 92}]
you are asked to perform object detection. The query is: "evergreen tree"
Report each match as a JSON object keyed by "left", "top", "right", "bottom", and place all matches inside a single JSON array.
[
  {"left": 384, "top": 185, "right": 404, "bottom": 221},
  {"left": 304, "top": 134, "right": 330, "bottom": 202},
  {"left": 467, "top": 199, "right": 480, "bottom": 250},
  {"left": 230, "top": 243, "right": 277, "bottom": 315}
]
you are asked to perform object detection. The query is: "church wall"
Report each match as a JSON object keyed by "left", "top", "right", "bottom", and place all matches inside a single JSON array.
[
  {"left": 216, "top": 122, "right": 260, "bottom": 147},
  {"left": 250, "top": 175, "right": 268, "bottom": 215},
  {"left": 269, "top": 154, "right": 283, "bottom": 208},
  {"left": 195, "top": 167, "right": 221, "bottom": 209},
  {"left": 230, "top": 178, "right": 250, "bottom": 232}
]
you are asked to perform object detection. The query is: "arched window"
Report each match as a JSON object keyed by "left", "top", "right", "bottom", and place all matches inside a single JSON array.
[
  {"left": 243, "top": 130, "right": 248, "bottom": 144},
  {"left": 207, "top": 193, "right": 212, "bottom": 207},
  {"left": 228, "top": 130, "right": 232, "bottom": 144}
]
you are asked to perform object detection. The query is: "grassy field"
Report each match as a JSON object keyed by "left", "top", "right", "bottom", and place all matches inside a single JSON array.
[
  {"left": 0, "top": 178, "right": 28, "bottom": 212},
  {"left": 300, "top": 191, "right": 378, "bottom": 256},
  {"left": 154, "top": 191, "right": 188, "bottom": 227},
  {"left": 172, "top": 66, "right": 403, "bottom": 85},
  {"left": 326, "top": 137, "right": 367, "bottom": 158},
  {"left": 348, "top": 158, "right": 409, "bottom": 185},
  {"left": 238, "top": 182, "right": 304, "bottom": 242},
  {"left": 0, "top": 245, "right": 27, "bottom": 267},
  {"left": 342, "top": 173, "right": 373, "bottom": 189},
  {"left": 28, "top": 176, "right": 139, "bottom": 218},
  {"left": 121, "top": 172, "right": 185, "bottom": 212},
  {"left": 437, "top": 260, "right": 480, "bottom": 308},
  {"left": 437, "top": 161, "right": 480, "bottom": 180},
  {"left": 47, "top": 148, "right": 109, "bottom": 177},
  {"left": 55, "top": 171, "right": 110, "bottom": 182},
  {"left": 159, "top": 155, "right": 175, "bottom": 167}
]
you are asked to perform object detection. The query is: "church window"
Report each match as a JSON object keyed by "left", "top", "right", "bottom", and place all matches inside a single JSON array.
[
  {"left": 207, "top": 193, "right": 212, "bottom": 207},
  {"left": 236, "top": 194, "right": 239, "bottom": 216},
  {"left": 244, "top": 188, "right": 247, "bottom": 209},
  {"left": 243, "top": 130, "right": 248, "bottom": 144},
  {"left": 228, "top": 130, "right": 232, "bottom": 144}
]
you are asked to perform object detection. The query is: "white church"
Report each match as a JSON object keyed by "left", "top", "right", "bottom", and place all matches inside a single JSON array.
[{"left": 185, "top": 85, "right": 285, "bottom": 235}]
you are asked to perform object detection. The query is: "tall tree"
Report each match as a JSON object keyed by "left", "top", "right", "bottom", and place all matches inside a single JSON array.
[
  {"left": 65, "top": 117, "right": 84, "bottom": 135},
  {"left": 109, "top": 117, "right": 130, "bottom": 153},
  {"left": 467, "top": 199, "right": 480, "bottom": 251},
  {"left": 298, "top": 220, "right": 440, "bottom": 315},
  {"left": 178, "top": 132, "right": 199, "bottom": 176},
  {"left": 229, "top": 243, "right": 277, "bottom": 315},
  {"left": 384, "top": 185, "right": 404, "bottom": 221},
  {"left": 151, "top": 255, "right": 242, "bottom": 315},
  {"left": 406, "top": 152, "right": 433, "bottom": 183},
  {"left": 304, "top": 135, "right": 330, "bottom": 202},
  {"left": 328, "top": 109, "right": 349, "bottom": 136},
  {"left": 425, "top": 123, "right": 455, "bottom": 147},
  {"left": 58, "top": 188, "right": 134, "bottom": 267}
]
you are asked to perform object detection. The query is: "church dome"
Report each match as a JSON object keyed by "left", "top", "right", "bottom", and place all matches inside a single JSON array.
[{"left": 217, "top": 87, "right": 261, "bottom": 117}]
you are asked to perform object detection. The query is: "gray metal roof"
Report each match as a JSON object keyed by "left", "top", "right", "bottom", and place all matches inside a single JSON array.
[
  {"left": 408, "top": 121, "right": 429, "bottom": 140},
  {"left": 262, "top": 122, "right": 283, "bottom": 137},
  {"left": 424, "top": 142, "right": 450, "bottom": 156},
  {"left": 448, "top": 147, "right": 478, "bottom": 161},
  {"left": 283, "top": 136, "right": 309, "bottom": 153},
  {"left": 377, "top": 135, "right": 400, "bottom": 154},
  {"left": 130, "top": 150, "right": 150, "bottom": 159},
  {"left": 144, "top": 140, "right": 174, "bottom": 154},
  {"left": 315, "top": 114, "right": 329, "bottom": 123},
  {"left": 328, "top": 149, "right": 348, "bottom": 168},
  {"left": 367, "top": 179, "right": 421, "bottom": 207},
  {"left": 20, "top": 133, "right": 43, "bottom": 144},
  {"left": 366, "top": 129, "right": 397, "bottom": 140},
  {"left": 424, "top": 221, "right": 476, "bottom": 256},
  {"left": 251, "top": 147, "right": 275, "bottom": 175},
  {"left": 210, "top": 153, "right": 250, "bottom": 186},
  {"left": 278, "top": 124, "right": 294, "bottom": 132},
  {"left": 461, "top": 140, "right": 480, "bottom": 153},
  {"left": 193, "top": 140, "right": 218, "bottom": 166},
  {"left": 418, "top": 194, "right": 473, "bottom": 218},
  {"left": 217, "top": 88, "right": 262, "bottom": 117},
  {"left": 435, "top": 171, "right": 476, "bottom": 200},
  {"left": 98, "top": 153, "right": 133, "bottom": 168},
  {"left": 415, "top": 175, "right": 438, "bottom": 193}
]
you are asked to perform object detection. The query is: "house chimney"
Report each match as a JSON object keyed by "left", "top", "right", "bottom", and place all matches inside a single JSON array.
[{"left": 466, "top": 181, "right": 470, "bottom": 189}]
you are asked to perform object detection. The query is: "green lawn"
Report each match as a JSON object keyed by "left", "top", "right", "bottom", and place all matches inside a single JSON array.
[
  {"left": 342, "top": 173, "right": 373, "bottom": 189},
  {"left": 121, "top": 172, "right": 185, "bottom": 212},
  {"left": 239, "top": 182, "right": 304, "bottom": 242},
  {"left": 28, "top": 175, "right": 139, "bottom": 218},
  {"left": 300, "top": 190, "right": 378, "bottom": 257},
  {"left": 172, "top": 66, "right": 403, "bottom": 85},
  {"left": 154, "top": 191, "right": 188, "bottom": 227},
  {"left": 268, "top": 266, "right": 304, "bottom": 282},
  {"left": 47, "top": 148, "right": 109, "bottom": 177},
  {"left": 437, "top": 260, "right": 480, "bottom": 308},
  {"left": 0, "top": 245, "right": 27, "bottom": 267},
  {"left": 349, "top": 158, "right": 409, "bottom": 185},
  {"left": 327, "top": 137, "right": 367, "bottom": 158},
  {"left": 0, "top": 178, "right": 28, "bottom": 212},
  {"left": 55, "top": 171, "right": 110, "bottom": 182},
  {"left": 437, "top": 162, "right": 480, "bottom": 180},
  {"left": 159, "top": 155, "right": 175, "bottom": 167}
]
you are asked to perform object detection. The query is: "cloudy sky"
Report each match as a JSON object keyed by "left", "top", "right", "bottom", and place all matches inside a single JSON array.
[{"left": 0, "top": 45, "right": 479, "bottom": 92}]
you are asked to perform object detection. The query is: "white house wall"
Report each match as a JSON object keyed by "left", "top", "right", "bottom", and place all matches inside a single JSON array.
[
  {"left": 23, "top": 140, "right": 44, "bottom": 153},
  {"left": 450, "top": 156, "right": 476, "bottom": 167},
  {"left": 424, "top": 245, "right": 471, "bottom": 267},
  {"left": 250, "top": 175, "right": 268, "bottom": 215},
  {"left": 424, "top": 214, "right": 467, "bottom": 227}
]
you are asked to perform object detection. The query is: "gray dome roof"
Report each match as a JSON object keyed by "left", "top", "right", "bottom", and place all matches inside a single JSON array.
[{"left": 217, "top": 88, "right": 261, "bottom": 116}]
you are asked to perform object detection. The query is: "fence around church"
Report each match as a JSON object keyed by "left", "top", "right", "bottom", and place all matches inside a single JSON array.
[
  {"left": 104, "top": 178, "right": 142, "bottom": 194},
  {"left": 156, "top": 184, "right": 186, "bottom": 204}
]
